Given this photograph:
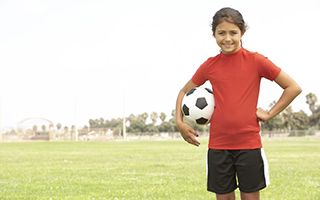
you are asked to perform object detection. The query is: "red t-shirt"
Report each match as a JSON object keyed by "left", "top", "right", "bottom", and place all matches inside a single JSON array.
[{"left": 192, "top": 48, "right": 281, "bottom": 149}]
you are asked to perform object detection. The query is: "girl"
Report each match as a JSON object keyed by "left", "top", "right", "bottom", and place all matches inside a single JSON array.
[{"left": 175, "top": 7, "right": 301, "bottom": 200}]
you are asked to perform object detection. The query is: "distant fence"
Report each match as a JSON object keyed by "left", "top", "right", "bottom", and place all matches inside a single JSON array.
[
  {"left": 260, "top": 129, "right": 320, "bottom": 137},
  {"left": 0, "top": 129, "right": 319, "bottom": 142}
]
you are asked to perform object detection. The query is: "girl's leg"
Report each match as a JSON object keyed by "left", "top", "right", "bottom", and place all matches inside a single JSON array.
[
  {"left": 216, "top": 191, "right": 236, "bottom": 200},
  {"left": 240, "top": 191, "right": 260, "bottom": 200}
]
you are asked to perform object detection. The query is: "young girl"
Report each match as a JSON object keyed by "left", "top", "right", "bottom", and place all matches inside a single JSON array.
[{"left": 175, "top": 7, "right": 301, "bottom": 200}]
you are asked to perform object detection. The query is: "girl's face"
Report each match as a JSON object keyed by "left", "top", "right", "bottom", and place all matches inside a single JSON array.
[{"left": 214, "top": 21, "right": 243, "bottom": 55}]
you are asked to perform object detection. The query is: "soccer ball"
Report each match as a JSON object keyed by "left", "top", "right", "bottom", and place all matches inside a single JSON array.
[{"left": 181, "top": 87, "right": 215, "bottom": 125}]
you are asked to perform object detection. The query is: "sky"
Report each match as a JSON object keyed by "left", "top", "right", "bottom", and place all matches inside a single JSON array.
[{"left": 0, "top": 0, "right": 319, "bottom": 128}]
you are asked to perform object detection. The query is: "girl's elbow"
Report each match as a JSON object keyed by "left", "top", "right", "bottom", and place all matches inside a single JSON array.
[{"left": 295, "top": 85, "right": 302, "bottom": 95}]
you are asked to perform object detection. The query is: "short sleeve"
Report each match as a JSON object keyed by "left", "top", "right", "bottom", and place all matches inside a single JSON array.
[
  {"left": 255, "top": 53, "right": 281, "bottom": 81},
  {"left": 191, "top": 58, "right": 211, "bottom": 85}
]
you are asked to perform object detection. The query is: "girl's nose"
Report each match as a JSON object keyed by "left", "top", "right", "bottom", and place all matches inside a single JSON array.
[{"left": 225, "top": 34, "right": 232, "bottom": 41}]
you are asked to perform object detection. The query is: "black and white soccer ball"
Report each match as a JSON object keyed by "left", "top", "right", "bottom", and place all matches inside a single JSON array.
[{"left": 181, "top": 87, "right": 215, "bottom": 125}]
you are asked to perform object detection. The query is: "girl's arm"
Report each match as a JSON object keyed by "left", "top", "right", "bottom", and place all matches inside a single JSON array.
[
  {"left": 176, "top": 80, "right": 201, "bottom": 146},
  {"left": 257, "top": 70, "right": 302, "bottom": 121}
]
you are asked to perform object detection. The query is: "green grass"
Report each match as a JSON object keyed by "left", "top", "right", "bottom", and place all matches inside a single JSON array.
[{"left": 0, "top": 137, "right": 319, "bottom": 200}]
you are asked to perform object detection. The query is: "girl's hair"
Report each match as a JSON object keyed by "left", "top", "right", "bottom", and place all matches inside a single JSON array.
[{"left": 211, "top": 7, "right": 247, "bottom": 35}]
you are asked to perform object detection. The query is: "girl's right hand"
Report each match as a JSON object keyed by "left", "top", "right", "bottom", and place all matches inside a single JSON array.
[{"left": 177, "top": 122, "right": 200, "bottom": 146}]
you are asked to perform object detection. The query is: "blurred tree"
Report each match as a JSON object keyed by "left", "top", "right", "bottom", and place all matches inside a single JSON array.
[
  {"left": 146, "top": 124, "right": 159, "bottom": 134},
  {"left": 32, "top": 125, "right": 38, "bottom": 135},
  {"left": 290, "top": 110, "right": 309, "bottom": 130},
  {"left": 139, "top": 112, "right": 148, "bottom": 124},
  {"left": 150, "top": 112, "right": 158, "bottom": 125},
  {"left": 63, "top": 126, "right": 69, "bottom": 135},
  {"left": 306, "top": 93, "right": 318, "bottom": 114},
  {"left": 56, "top": 123, "right": 62, "bottom": 131},
  {"left": 305, "top": 93, "right": 320, "bottom": 128},
  {"left": 127, "top": 114, "right": 147, "bottom": 134},
  {"left": 281, "top": 106, "right": 293, "bottom": 131},
  {"left": 159, "top": 112, "right": 167, "bottom": 123},
  {"left": 41, "top": 124, "right": 47, "bottom": 134},
  {"left": 98, "top": 118, "right": 105, "bottom": 128},
  {"left": 89, "top": 119, "right": 98, "bottom": 128},
  {"left": 105, "top": 118, "right": 122, "bottom": 129},
  {"left": 158, "top": 121, "right": 175, "bottom": 133},
  {"left": 309, "top": 112, "right": 320, "bottom": 128},
  {"left": 169, "top": 109, "right": 178, "bottom": 132}
]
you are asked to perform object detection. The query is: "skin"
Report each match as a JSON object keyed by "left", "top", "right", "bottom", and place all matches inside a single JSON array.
[
  {"left": 175, "top": 20, "right": 302, "bottom": 200},
  {"left": 214, "top": 21, "right": 243, "bottom": 55}
]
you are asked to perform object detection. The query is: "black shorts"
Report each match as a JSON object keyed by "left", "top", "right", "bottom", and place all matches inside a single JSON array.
[{"left": 207, "top": 148, "right": 269, "bottom": 194}]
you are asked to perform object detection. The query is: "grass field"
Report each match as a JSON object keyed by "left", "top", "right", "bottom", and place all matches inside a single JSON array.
[{"left": 0, "top": 137, "right": 319, "bottom": 200}]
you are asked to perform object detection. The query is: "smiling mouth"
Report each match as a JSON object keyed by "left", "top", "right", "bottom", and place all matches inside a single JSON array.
[{"left": 222, "top": 44, "right": 233, "bottom": 48}]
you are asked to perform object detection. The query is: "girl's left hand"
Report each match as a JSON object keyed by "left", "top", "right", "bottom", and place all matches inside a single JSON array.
[{"left": 256, "top": 108, "right": 271, "bottom": 122}]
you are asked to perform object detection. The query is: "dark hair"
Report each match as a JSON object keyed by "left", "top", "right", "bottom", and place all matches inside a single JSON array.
[{"left": 211, "top": 7, "right": 247, "bottom": 35}]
